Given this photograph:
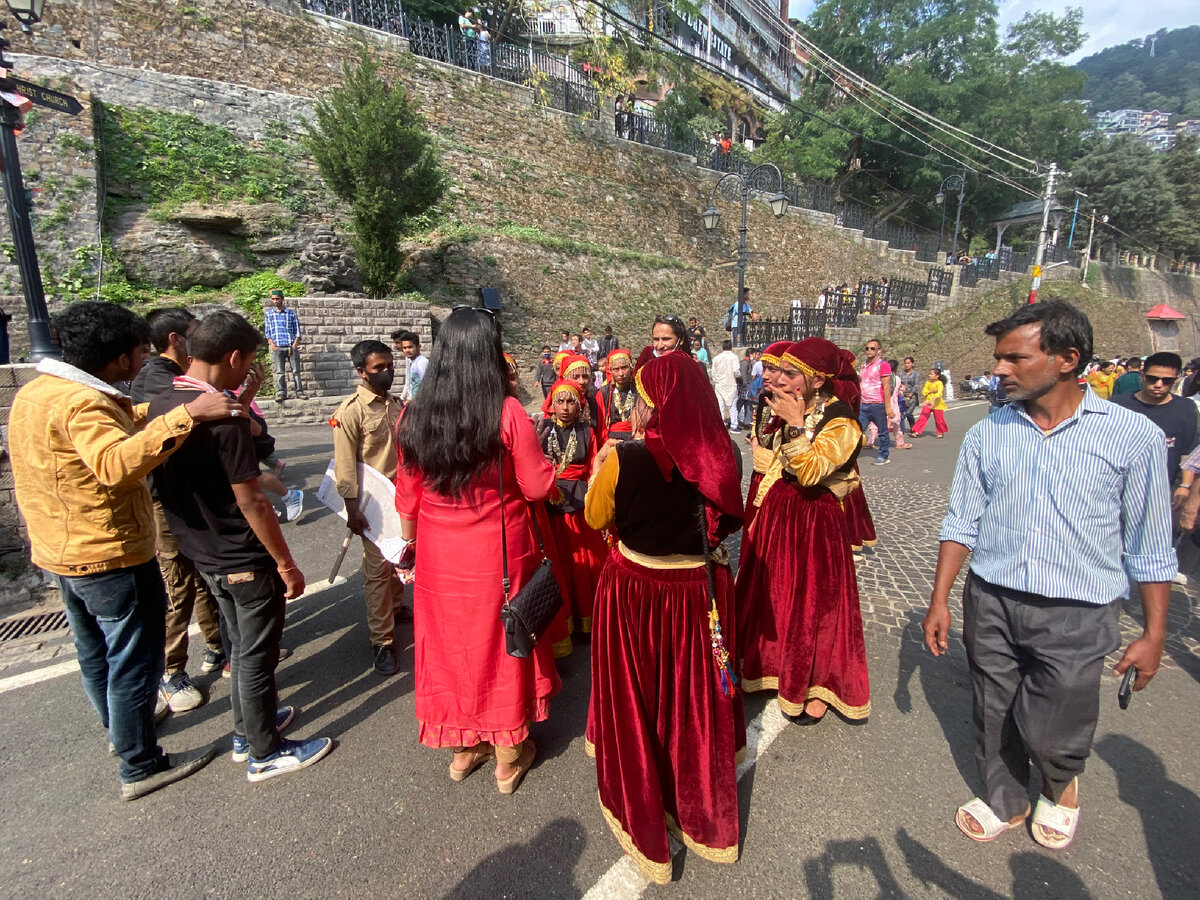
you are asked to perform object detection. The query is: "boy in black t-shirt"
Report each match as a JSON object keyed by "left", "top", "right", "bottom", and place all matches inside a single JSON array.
[{"left": 149, "top": 310, "right": 332, "bottom": 783}]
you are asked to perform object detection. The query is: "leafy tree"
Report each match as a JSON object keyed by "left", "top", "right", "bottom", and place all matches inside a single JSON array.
[
  {"left": 1071, "top": 135, "right": 1179, "bottom": 256},
  {"left": 304, "top": 52, "right": 446, "bottom": 298},
  {"left": 757, "top": 1, "right": 1087, "bottom": 241},
  {"left": 1077, "top": 26, "right": 1200, "bottom": 115},
  {"left": 1161, "top": 136, "right": 1200, "bottom": 258}
]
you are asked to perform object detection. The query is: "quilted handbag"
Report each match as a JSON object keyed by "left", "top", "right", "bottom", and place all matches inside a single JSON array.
[{"left": 497, "top": 447, "right": 564, "bottom": 658}]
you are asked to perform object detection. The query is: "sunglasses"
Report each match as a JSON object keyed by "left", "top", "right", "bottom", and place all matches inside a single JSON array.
[
  {"left": 1144, "top": 375, "right": 1177, "bottom": 386},
  {"left": 451, "top": 305, "right": 496, "bottom": 318}
]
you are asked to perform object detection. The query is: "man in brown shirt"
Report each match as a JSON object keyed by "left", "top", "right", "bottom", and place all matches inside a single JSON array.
[{"left": 331, "top": 340, "right": 405, "bottom": 676}]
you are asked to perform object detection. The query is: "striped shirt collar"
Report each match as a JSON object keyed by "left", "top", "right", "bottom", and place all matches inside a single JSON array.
[{"left": 1004, "top": 384, "right": 1109, "bottom": 435}]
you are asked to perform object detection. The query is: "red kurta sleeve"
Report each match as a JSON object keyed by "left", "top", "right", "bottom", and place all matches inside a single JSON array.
[
  {"left": 394, "top": 416, "right": 423, "bottom": 519},
  {"left": 502, "top": 397, "right": 555, "bottom": 502}
]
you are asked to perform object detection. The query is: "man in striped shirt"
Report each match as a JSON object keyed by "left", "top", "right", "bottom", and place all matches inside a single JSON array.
[{"left": 923, "top": 301, "right": 1174, "bottom": 850}]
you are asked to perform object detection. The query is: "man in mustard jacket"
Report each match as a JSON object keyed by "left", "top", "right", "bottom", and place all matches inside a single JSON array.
[{"left": 9, "top": 302, "right": 239, "bottom": 800}]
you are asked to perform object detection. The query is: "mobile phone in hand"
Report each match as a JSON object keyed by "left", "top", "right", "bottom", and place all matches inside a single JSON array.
[{"left": 1118, "top": 666, "right": 1138, "bottom": 710}]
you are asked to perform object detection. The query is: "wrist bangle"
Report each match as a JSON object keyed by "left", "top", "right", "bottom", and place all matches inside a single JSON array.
[{"left": 278, "top": 563, "right": 299, "bottom": 573}]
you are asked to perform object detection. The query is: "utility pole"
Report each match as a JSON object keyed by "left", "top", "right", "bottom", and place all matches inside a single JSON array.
[
  {"left": 1081, "top": 207, "right": 1096, "bottom": 285},
  {"left": 1027, "top": 162, "right": 1059, "bottom": 305}
]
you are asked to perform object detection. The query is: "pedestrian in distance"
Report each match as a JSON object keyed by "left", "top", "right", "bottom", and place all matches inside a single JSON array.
[
  {"left": 924, "top": 301, "right": 1175, "bottom": 850},
  {"left": 912, "top": 368, "right": 949, "bottom": 438},
  {"left": 391, "top": 329, "right": 428, "bottom": 405},
  {"left": 9, "top": 302, "right": 238, "bottom": 799},
  {"left": 711, "top": 339, "right": 741, "bottom": 431},
  {"left": 858, "top": 338, "right": 895, "bottom": 462},
  {"left": 264, "top": 289, "right": 305, "bottom": 402},
  {"left": 1110, "top": 352, "right": 1197, "bottom": 494},
  {"left": 331, "top": 339, "right": 407, "bottom": 677},
  {"left": 150, "top": 310, "right": 333, "bottom": 783},
  {"left": 535, "top": 345, "right": 558, "bottom": 397},
  {"left": 1111, "top": 356, "right": 1142, "bottom": 396},
  {"left": 598, "top": 325, "right": 619, "bottom": 360}
]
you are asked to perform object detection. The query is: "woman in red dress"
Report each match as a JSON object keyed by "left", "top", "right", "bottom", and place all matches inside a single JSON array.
[
  {"left": 744, "top": 340, "right": 790, "bottom": 533},
  {"left": 395, "top": 308, "right": 560, "bottom": 793},
  {"left": 585, "top": 352, "right": 745, "bottom": 884},
  {"left": 736, "top": 338, "right": 871, "bottom": 725},
  {"left": 540, "top": 378, "right": 607, "bottom": 634}
]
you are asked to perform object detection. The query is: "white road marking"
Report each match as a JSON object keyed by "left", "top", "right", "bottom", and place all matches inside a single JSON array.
[
  {"left": 581, "top": 699, "right": 791, "bottom": 898},
  {"left": 0, "top": 576, "right": 350, "bottom": 695}
]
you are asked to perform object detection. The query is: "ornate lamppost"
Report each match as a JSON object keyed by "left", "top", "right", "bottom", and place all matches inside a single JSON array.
[
  {"left": 701, "top": 164, "right": 788, "bottom": 346},
  {"left": 0, "top": 0, "right": 57, "bottom": 360},
  {"left": 935, "top": 170, "right": 966, "bottom": 264}
]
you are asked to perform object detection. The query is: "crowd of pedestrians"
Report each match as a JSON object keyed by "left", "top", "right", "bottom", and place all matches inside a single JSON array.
[{"left": 7, "top": 297, "right": 1178, "bottom": 882}]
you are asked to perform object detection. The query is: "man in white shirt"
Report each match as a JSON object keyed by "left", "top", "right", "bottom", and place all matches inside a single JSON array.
[
  {"left": 711, "top": 339, "right": 741, "bottom": 432},
  {"left": 391, "top": 329, "right": 428, "bottom": 405}
]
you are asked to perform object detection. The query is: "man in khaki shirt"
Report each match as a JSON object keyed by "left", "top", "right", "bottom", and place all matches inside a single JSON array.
[{"left": 331, "top": 340, "right": 405, "bottom": 676}]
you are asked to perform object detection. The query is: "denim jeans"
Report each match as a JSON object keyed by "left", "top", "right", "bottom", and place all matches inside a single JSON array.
[
  {"left": 202, "top": 568, "right": 285, "bottom": 759},
  {"left": 54, "top": 559, "right": 168, "bottom": 783},
  {"left": 859, "top": 402, "right": 890, "bottom": 459},
  {"left": 271, "top": 347, "right": 302, "bottom": 399}
]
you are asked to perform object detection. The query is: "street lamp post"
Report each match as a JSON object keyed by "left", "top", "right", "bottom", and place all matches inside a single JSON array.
[
  {"left": 701, "top": 163, "right": 788, "bottom": 346},
  {"left": 935, "top": 170, "right": 966, "bottom": 264},
  {"left": 0, "top": 0, "right": 57, "bottom": 361}
]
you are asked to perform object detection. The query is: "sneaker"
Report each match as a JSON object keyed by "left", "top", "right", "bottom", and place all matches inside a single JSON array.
[
  {"left": 231, "top": 706, "right": 297, "bottom": 762},
  {"left": 120, "top": 745, "right": 217, "bottom": 801},
  {"left": 871, "top": 457, "right": 891, "bottom": 466},
  {"left": 373, "top": 644, "right": 399, "bottom": 677},
  {"left": 246, "top": 736, "right": 333, "bottom": 783},
  {"left": 222, "top": 660, "right": 231, "bottom": 679},
  {"left": 160, "top": 672, "right": 204, "bottom": 712},
  {"left": 154, "top": 695, "right": 171, "bottom": 726},
  {"left": 200, "top": 647, "right": 226, "bottom": 674},
  {"left": 275, "top": 395, "right": 286, "bottom": 404},
  {"left": 283, "top": 489, "right": 305, "bottom": 522}
]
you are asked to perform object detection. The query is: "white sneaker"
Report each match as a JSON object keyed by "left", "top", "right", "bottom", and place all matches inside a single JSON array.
[
  {"left": 284, "top": 489, "right": 304, "bottom": 522},
  {"left": 160, "top": 672, "right": 204, "bottom": 712}
]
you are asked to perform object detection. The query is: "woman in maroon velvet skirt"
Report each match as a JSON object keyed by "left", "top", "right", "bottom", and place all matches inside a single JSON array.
[
  {"left": 584, "top": 352, "right": 745, "bottom": 884},
  {"left": 737, "top": 339, "right": 871, "bottom": 725}
]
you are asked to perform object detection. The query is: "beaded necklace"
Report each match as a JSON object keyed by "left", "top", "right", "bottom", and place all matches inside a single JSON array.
[
  {"left": 609, "top": 384, "right": 635, "bottom": 421},
  {"left": 547, "top": 421, "right": 580, "bottom": 475}
]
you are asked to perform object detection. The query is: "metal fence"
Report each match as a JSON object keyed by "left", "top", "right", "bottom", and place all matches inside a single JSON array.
[
  {"left": 303, "top": 3, "right": 600, "bottom": 117},
  {"left": 744, "top": 307, "right": 829, "bottom": 346},
  {"left": 927, "top": 267, "right": 954, "bottom": 296},
  {"left": 885, "top": 278, "right": 928, "bottom": 310}
]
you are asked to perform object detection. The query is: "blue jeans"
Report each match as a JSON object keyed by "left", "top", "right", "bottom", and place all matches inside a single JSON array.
[
  {"left": 859, "top": 402, "right": 890, "bottom": 460},
  {"left": 54, "top": 559, "right": 168, "bottom": 783}
]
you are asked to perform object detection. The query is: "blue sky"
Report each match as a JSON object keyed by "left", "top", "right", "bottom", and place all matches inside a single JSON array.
[{"left": 785, "top": 1, "right": 1200, "bottom": 63}]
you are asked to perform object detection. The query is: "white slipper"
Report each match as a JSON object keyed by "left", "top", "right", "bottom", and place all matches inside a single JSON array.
[
  {"left": 1032, "top": 779, "right": 1080, "bottom": 849},
  {"left": 955, "top": 797, "right": 1027, "bottom": 842}
]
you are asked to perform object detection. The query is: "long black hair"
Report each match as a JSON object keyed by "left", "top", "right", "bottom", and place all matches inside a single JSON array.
[{"left": 396, "top": 308, "right": 507, "bottom": 498}]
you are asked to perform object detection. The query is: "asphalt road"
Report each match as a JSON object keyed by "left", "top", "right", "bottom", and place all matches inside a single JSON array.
[{"left": 0, "top": 402, "right": 1197, "bottom": 899}]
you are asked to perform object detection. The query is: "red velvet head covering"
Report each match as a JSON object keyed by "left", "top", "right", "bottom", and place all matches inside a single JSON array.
[
  {"left": 634, "top": 352, "right": 744, "bottom": 544},
  {"left": 781, "top": 338, "right": 861, "bottom": 413},
  {"left": 541, "top": 377, "right": 584, "bottom": 420},
  {"left": 560, "top": 353, "right": 591, "bottom": 380},
  {"left": 759, "top": 341, "right": 791, "bottom": 367},
  {"left": 603, "top": 347, "right": 634, "bottom": 381},
  {"left": 552, "top": 350, "right": 570, "bottom": 373}
]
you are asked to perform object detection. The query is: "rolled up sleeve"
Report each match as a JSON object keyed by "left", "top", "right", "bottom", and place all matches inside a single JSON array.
[{"left": 938, "top": 428, "right": 985, "bottom": 549}]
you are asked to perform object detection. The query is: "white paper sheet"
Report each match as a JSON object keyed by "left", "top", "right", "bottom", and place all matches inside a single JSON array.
[{"left": 315, "top": 461, "right": 407, "bottom": 563}]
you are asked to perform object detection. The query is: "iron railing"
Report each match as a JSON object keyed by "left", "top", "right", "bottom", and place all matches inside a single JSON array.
[
  {"left": 791, "top": 306, "right": 827, "bottom": 339},
  {"left": 927, "top": 267, "right": 954, "bottom": 296},
  {"left": 303, "top": 4, "right": 600, "bottom": 117},
  {"left": 885, "top": 278, "right": 928, "bottom": 310},
  {"left": 744, "top": 308, "right": 828, "bottom": 346}
]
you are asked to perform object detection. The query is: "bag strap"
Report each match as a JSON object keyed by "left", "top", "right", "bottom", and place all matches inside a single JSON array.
[{"left": 497, "top": 443, "right": 549, "bottom": 604}]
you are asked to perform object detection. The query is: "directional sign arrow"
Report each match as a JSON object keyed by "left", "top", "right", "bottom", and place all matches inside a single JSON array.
[{"left": 10, "top": 78, "right": 83, "bottom": 116}]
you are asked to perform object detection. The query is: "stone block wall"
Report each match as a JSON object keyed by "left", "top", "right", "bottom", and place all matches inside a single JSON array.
[{"left": 284, "top": 294, "right": 431, "bottom": 399}]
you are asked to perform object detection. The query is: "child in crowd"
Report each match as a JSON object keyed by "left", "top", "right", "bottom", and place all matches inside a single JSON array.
[{"left": 912, "top": 368, "right": 948, "bottom": 438}]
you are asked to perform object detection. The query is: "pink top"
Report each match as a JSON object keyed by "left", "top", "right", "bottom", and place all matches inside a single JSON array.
[{"left": 860, "top": 358, "right": 891, "bottom": 404}]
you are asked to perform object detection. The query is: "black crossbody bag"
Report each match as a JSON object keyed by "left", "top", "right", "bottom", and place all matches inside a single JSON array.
[{"left": 497, "top": 447, "right": 564, "bottom": 658}]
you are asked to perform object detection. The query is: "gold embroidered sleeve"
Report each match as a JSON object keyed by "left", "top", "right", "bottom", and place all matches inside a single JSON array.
[
  {"left": 752, "top": 444, "right": 775, "bottom": 474},
  {"left": 584, "top": 447, "right": 620, "bottom": 531},
  {"left": 781, "top": 417, "right": 861, "bottom": 486}
]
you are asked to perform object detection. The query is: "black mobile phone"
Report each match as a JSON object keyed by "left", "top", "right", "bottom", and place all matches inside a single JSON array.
[{"left": 1118, "top": 666, "right": 1138, "bottom": 710}]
